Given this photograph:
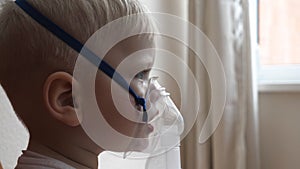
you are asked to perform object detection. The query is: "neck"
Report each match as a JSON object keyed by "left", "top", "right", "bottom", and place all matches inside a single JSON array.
[{"left": 27, "top": 138, "right": 100, "bottom": 169}]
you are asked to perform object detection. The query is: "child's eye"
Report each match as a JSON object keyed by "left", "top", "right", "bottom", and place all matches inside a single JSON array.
[
  {"left": 135, "top": 72, "right": 146, "bottom": 79},
  {"left": 134, "top": 69, "right": 151, "bottom": 80}
]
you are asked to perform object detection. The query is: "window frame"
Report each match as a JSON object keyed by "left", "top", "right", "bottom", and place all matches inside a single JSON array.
[{"left": 256, "top": 0, "right": 300, "bottom": 92}]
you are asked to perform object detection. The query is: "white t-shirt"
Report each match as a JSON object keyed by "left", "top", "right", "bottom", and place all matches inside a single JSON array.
[{"left": 15, "top": 151, "right": 75, "bottom": 169}]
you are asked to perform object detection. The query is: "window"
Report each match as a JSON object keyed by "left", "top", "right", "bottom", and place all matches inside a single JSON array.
[{"left": 257, "top": 0, "right": 300, "bottom": 88}]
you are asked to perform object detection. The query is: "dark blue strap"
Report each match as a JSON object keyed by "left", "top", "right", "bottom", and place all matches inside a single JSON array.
[{"left": 15, "top": 0, "right": 148, "bottom": 122}]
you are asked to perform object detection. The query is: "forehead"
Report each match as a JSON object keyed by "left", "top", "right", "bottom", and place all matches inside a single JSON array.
[{"left": 104, "top": 34, "right": 156, "bottom": 69}]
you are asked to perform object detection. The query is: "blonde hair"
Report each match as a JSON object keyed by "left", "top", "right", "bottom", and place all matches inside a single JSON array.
[{"left": 0, "top": 0, "right": 155, "bottom": 84}]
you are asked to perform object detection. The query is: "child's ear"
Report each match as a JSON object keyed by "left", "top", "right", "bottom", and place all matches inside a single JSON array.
[{"left": 43, "top": 72, "right": 80, "bottom": 127}]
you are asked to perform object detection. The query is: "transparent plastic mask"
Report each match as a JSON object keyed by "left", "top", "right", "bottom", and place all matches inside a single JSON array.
[{"left": 123, "top": 77, "right": 184, "bottom": 158}]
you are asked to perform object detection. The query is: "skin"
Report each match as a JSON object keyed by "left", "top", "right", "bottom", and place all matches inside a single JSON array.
[
  {"left": 96, "top": 35, "right": 155, "bottom": 137},
  {"left": 21, "top": 35, "right": 155, "bottom": 169}
]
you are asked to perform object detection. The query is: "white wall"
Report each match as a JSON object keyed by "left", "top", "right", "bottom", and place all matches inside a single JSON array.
[
  {"left": 0, "top": 86, "right": 29, "bottom": 168},
  {"left": 259, "top": 91, "right": 300, "bottom": 169}
]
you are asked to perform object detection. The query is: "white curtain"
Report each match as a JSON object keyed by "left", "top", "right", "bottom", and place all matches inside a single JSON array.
[{"left": 181, "top": 0, "right": 261, "bottom": 169}]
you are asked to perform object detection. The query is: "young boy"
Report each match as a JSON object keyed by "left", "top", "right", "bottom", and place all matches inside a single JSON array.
[{"left": 0, "top": 0, "right": 156, "bottom": 168}]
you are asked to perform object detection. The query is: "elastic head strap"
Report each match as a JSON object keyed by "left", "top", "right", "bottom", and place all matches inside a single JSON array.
[{"left": 14, "top": 0, "right": 148, "bottom": 122}]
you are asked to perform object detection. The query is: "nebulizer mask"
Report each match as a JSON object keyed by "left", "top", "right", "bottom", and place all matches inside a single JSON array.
[
  {"left": 119, "top": 74, "right": 184, "bottom": 169},
  {"left": 143, "top": 77, "right": 184, "bottom": 169}
]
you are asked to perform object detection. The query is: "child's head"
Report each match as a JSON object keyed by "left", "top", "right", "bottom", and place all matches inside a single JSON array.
[{"left": 0, "top": 0, "right": 156, "bottom": 155}]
